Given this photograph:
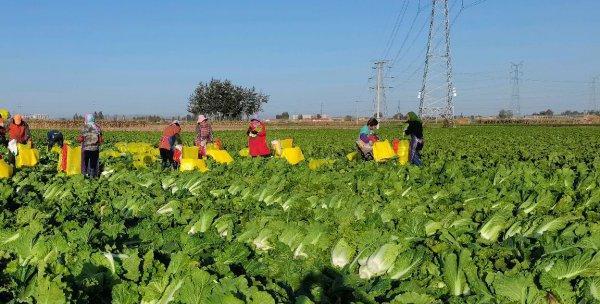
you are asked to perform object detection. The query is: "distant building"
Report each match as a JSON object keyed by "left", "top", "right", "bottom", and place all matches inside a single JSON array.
[
  {"left": 25, "top": 114, "right": 50, "bottom": 120},
  {"left": 302, "top": 114, "right": 313, "bottom": 120}
]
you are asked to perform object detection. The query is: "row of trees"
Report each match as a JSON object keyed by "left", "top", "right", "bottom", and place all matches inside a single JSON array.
[{"left": 498, "top": 109, "right": 600, "bottom": 118}]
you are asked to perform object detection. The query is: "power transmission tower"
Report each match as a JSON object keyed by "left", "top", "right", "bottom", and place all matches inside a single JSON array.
[
  {"left": 320, "top": 102, "right": 324, "bottom": 117},
  {"left": 510, "top": 62, "right": 523, "bottom": 117},
  {"left": 370, "top": 61, "right": 393, "bottom": 119},
  {"left": 418, "top": 0, "right": 455, "bottom": 124},
  {"left": 590, "top": 75, "right": 600, "bottom": 113}
]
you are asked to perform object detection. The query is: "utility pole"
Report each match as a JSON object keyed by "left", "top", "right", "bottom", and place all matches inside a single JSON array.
[
  {"left": 354, "top": 100, "right": 364, "bottom": 125},
  {"left": 418, "top": 0, "right": 455, "bottom": 125},
  {"left": 591, "top": 75, "right": 600, "bottom": 113},
  {"left": 320, "top": 102, "right": 324, "bottom": 117},
  {"left": 510, "top": 62, "right": 523, "bottom": 117},
  {"left": 371, "top": 61, "right": 393, "bottom": 119}
]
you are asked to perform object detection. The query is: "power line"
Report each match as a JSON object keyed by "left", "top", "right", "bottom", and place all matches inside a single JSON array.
[{"left": 381, "top": 0, "right": 410, "bottom": 60}]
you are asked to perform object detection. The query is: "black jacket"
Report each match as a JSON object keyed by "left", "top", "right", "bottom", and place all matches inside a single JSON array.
[{"left": 404, "top": 121, "right": 423, "bottom": 139}]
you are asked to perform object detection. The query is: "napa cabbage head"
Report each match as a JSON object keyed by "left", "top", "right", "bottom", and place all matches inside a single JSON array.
[
  {"left": 365, "top": 243, "right": 401, "bottom": 277},
  {"left": 331, "top": 239, "right": 354, "bottom": 269}
]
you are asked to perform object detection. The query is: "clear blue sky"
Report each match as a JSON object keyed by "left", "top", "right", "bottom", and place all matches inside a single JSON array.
[{"left": 1, "top": 0, "right": 599, "bottom": 118}]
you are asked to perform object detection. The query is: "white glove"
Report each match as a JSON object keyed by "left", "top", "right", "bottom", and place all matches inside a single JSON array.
[{"left": 8, "top": 140, "right": 18, "bottom": 155}]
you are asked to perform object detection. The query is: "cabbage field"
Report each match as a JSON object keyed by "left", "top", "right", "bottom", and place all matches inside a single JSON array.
[{"left": 1, "top": 125, "right": 600, "bottom": 303}]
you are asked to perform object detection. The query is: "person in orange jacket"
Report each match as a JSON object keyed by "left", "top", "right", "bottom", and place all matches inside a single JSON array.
[
  {"left": 246, "top": 119, "right": 270, "bottom": 157},
  {"left": 159, "top": 120, "right": 182, "bottom": 169}
]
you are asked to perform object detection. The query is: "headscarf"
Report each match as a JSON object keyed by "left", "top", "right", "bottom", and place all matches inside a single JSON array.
[
  {"left": 84, "top": 114, "right": 95, "bottom": 126},
  {"left": 250, "top": 118, "right": 261, "bottom": 129},
  {"left": 197, "top": 115, "right": 207, "bottom": 124},
  {"left": 407, "top": 112, "right": 421, "bottom": 123},
  {"left": 84, "top": 113, "right": 101, "bottom": 132},
  {"left": 171, "top": 120, "right": 180, "bottom": 126}
]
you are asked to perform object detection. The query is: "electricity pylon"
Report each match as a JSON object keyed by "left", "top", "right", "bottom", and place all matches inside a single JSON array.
[{"left": 418, "top": 0, "right": 455, "bottom": 124}]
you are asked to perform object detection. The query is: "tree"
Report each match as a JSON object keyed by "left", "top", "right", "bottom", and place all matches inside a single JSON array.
[
  {"left": 188, "top": 79, "right": 269, "bottom": 120},
  {"left": 561, "top": 110, "right": 583, "bottom": 116},
  {"left": 498, "top": 109, "right": 513, "bottom": 119},
  {"left": 73, "top": 113, "right": 83, "bottom": 120},
  {"left": 275, "top": 112, "right": 290, "bottom": 120},
  {"left": 344, "top": 115, "right": 353, "bottom": 121},
  {"left": 533, "top": 109, "right": 554, "bottom": 116},
  {"left": 392, "top": 113, "right": 405, "bottom": 120},
  {"left": 297, "top": 114, "right": 303, "bottom": 120}
]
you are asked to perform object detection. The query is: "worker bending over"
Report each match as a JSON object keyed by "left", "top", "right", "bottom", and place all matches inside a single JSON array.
[
  {"left": 159, "top": 120, "right": 182, "bottom": 169},
  {"left": 356, "top": 118, "right": 379, "bottom": 160},
  {"left": 247, "top": 119, "right": 270, "bottom": 157}
]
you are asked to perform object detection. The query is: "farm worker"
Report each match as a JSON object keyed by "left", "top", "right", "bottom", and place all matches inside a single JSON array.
[
  {"left": 0, "top": 113, "right": 6, "bottom": 147},
  {"left": 404, "top": 112, "right": 424, "bottom": 166},
  {"left": 78, "top": 114, "right": 103, "bottom": 178},
  {"left": 47, "top": 130, "right": 64, "bottom": 149},
  {"left": 159, "top": 120, "right": 182, "bottom": 169},
  {"left": 195, "top": 115, "right": 213, "bottom": 158},
  {"left": 355, "top": 118, "right": 379, "bottom": 160},
  {"left": 246, "top": 118, "right": 270, "bottom": 157},
  {"left": 8, "top": 115, "right": 32, "bottom": 145}
]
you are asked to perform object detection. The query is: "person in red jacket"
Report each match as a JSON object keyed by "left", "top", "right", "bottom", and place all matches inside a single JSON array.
[
  {"left": 8, "top": 115, "right": 32, "bottom": 145},
  {"left": 159, "top": 121, "right": 182, "bottom": 169},
  {"left": 246, "top": 119, "right": 270, "bottom": 157}
]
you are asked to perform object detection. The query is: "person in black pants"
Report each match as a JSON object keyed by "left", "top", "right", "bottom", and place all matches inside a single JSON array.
[
  {"left": 78, "top": 114, "right": 103, "bottom": 178},
  {"left": 159, "top": 121, "right": 182, "bottom": 169}
]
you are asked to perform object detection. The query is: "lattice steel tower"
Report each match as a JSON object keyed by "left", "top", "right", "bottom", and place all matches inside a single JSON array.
[
  {"left": 510, "top": 62, "right": 523, "bottom": 117},
  {"left": 418, "top": 0, "right": 455, "bottom": 122}
]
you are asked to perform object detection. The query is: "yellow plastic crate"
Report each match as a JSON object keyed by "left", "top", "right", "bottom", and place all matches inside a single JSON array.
[
  {"left": 281, "top": 147, "right": 304, "bottom": 165},
  {"left": 0, "top": 159, "right": 13, "bottom": 178},
  {"left": 372, "top": 140, "right": 396, "bottom": 163}
]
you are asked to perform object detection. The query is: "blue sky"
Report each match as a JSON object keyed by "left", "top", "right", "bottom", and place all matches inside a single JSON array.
[{"left": 1, "top": 0, "right": 599, "bottom": 118}]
